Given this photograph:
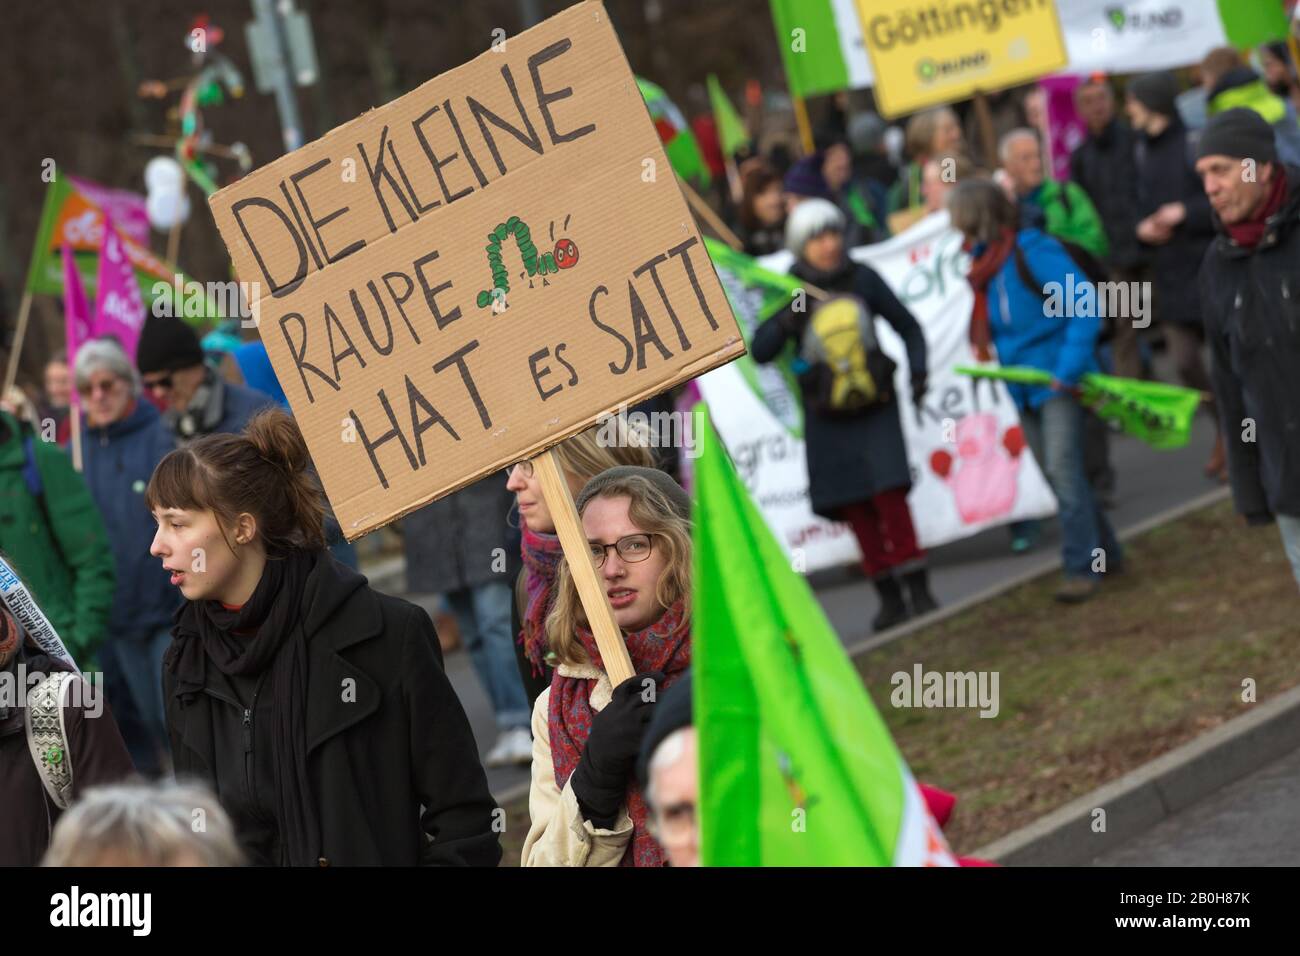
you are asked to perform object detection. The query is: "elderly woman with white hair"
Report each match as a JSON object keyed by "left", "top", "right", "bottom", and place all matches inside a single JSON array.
[
  {"left": 75, "top": 336, "right": 180, "bottom": 775},
  {"left": 751, "top": 198, "right": 936, "bottom": 632},
  {"left": 43, "top": 779, "right": 245, "bottom": 866}
]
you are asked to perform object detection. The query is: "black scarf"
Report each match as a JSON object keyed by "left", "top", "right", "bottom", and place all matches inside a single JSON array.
[
  {"left": 792, "top": 253, "right": 855, "bottom": 292},
  {"left": 171, "top": 548, "right": 322, "bottom": 866}
]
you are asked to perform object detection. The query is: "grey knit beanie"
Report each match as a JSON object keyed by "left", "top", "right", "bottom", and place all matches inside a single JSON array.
[{"left": 576, "top": 466, "right": 690, "bottom": 520}]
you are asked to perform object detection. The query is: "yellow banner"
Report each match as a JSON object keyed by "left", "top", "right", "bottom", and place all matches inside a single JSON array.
[{"left": 857, "top": 0, "right": 1068, "bottom": 118}]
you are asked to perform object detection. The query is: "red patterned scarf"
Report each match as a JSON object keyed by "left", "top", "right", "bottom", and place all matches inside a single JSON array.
[
  {"left": 519, "top": 526, "right": 564, "bottom": 672},
  {"left": 963, "top": 226, "right": 1017, "bottom": 361},
  {"left": 548, "top": 599, "right": 691, "bottom": 867}
]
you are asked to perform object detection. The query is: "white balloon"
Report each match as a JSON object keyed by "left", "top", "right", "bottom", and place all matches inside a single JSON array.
[
  {"left": 144, "top": 156, "right": 185, "bottom": 194},
  {"left": 147, "top": 188, "right": 191, "bottom": 231}
]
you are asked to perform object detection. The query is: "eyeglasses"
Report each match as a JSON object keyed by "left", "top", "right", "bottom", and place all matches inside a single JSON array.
[
  {"left": 77, "top": 379, "right": 121, "bottom": 397},
  {"left": 142, "top": 374, "right": 174, "bottom": 393},
  {"left": 589, "top": 533, "right": 654, "bottom": 568},
  {"left": 504, "top": 460, "right": 534, "bottom": 479},
  {"left": 646, "top": 801, "right": 696, "bottom": 848}
]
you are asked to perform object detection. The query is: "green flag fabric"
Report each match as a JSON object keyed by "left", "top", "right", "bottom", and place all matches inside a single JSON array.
[
  {"left": 694, "top": 407, "right": 955, "bottom": 866},
  {"left": 706, "top": 74, "right": 749, "bottom": 159},
  {"left": 956, "top": 365, "right": 1203, "bottom": 450},
  {"left": 1216, "top": 0, "right": 1290, "bottom": 48},
  {"left": 704, "top": 238, "right": 805, "bottom": 437},
  {"left": 637, "top": 77, "right": 711, "bottom": 190}
]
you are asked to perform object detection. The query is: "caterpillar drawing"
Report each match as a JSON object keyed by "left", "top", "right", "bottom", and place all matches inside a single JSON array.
[{"left": 476, "top": 214, "right": 579, "bottom": 310}]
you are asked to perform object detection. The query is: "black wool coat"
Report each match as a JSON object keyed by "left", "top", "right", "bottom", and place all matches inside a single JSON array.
[
  {"left": 751, "top": 255, "right": 928, "bottom": 518},
  {"left": 165, "top": 554, "right": 502, "bottom": 866},
  {"left": 1199, "top": 167, "right": 1300, "bottom": 520}
]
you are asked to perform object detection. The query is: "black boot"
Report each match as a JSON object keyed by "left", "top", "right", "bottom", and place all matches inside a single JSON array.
[
  {"left": 871, "top": 574, "right": 910, "bottom": 633},
  {"left": 902, "top": 567, "right": 939, "bottom": 617}
]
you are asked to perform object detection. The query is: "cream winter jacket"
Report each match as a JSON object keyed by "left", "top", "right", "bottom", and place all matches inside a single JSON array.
[{"left": 520, "top": 661, "right": 633, "bottom": 866}]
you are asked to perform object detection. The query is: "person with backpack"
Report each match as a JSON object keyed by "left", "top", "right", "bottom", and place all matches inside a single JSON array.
[
  {"left": 76, "top": 337, "right": 181, "bottom": 776},
  {"left": 949, "top": 178, "right": 1123, "bottom": 603},
  {"left": 752, "top": 198, "right": 937, "bottom": 631},
  {"left": 1127, "top": 71, "right": 1226, "bottom": 481},
  {"left": 0, "top": 409, "right": 114, "bottom": 664},
  {"left": 0, "top": 604, "right": 135, "bottom": 865},
  {"left": 148, "top": 408, "right": 500, "bottom": 866}
]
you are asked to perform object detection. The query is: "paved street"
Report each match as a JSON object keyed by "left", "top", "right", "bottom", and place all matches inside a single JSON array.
[{"left": 1090, "top": 744, "right": 1300, "bottom": 866}]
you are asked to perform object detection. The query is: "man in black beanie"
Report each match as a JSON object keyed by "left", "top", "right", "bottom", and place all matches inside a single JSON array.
[
  {"left": 135, "top": 315, "right": 272, "bottom": 441},
  {"left": 1195, "top": 107, "right": 1300, "bottom": 589},
  {"left": 1126, "top": 71, "right": 1226, "bottom": 479}
]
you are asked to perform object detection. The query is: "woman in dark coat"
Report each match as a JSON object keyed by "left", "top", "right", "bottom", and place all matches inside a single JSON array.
[
  {"left": 1126, "top": 71, "right": 1224, "bottom": 478},
  {"left": 147, "top": 408, "right": 500, "bottom": 866},
  {"left": 751, "top": 198, "right": 937, "bottom": 631}
]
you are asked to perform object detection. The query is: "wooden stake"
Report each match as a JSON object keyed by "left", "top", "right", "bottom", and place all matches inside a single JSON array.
[
  {"left": 3, "top": 290, "right": 35, "bottom": 396},
  {"left": 677, "top": 174, "right": 743, "bottom": 250},
  {"left": 166, "top": 219, "right": 183, "bottom": 270},
  {"left": 532, "top": 448, "right": 635, "bottom": 687},
  {"left": 792, "top": 93, "right": 815, "bottom": 156},
  {"left": 70, "top": 404, "right": 83, "bottom": 473},
  {"left": 973, "top": 90, "right": 998, "bottom": 171}
]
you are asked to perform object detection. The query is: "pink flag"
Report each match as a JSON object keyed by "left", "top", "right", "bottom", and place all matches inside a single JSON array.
[
  {"left": 92, "top": 216, "right": 147, "bottom": 361},
  {"left": 62, "top": 243, "right": 92, "bottom": 409}
]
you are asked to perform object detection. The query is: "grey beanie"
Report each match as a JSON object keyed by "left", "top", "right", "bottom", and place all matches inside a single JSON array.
[
  {"left": 576, "top": 466, "right": 690, "bottom": 520},
  {"left": 847, "top": 111, "right": 888, "bottom": 155},
  {"left": 1197, "top": 107, "right": 1278, "bottom": 164},
  {"left": 1128, "top": 71, "right": 1181, "bottom": 118}
]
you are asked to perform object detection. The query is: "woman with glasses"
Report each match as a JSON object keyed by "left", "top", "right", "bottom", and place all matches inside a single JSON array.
[
  {"left": 75, "top": 336, "right": 181, "bottom": 774},
  {"left": 504, "top": 421, "right": 654, "bottom": 705},
  {"left": 521, "top": 466, "right": 691, "bottom": 867}
]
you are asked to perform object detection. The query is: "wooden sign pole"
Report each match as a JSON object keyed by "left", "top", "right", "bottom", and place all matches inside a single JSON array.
[
  {"left": 3, "top": 291, "right": 35, "bottom": 396},
  {"left": 532, "top": 447, "right": 635, "bottom": 687}
]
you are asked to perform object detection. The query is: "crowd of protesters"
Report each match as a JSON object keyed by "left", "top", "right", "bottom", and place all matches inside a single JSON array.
[{"left": 2, "top": 38, "right": 1300, "bottom": 869}]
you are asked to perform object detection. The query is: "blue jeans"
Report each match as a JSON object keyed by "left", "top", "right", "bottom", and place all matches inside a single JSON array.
[
  {"left": 101, "top": 627, "right": 173, "bottom": 771},
  {"left": 1277, "top": 515, "right": 1300, "bottom": 589},
  {"left": 446, "top": 582, "right": 531, "bottom": 731},
  {"left": 1020, "top": 395, "right": 1122, "bottom": 579}
]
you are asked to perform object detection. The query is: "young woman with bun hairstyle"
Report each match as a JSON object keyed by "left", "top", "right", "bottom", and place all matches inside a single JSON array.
[{"left": 147, "top": 408, "right": 500, "bottom": 866}]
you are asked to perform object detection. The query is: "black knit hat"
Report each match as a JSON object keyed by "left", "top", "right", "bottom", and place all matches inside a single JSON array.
[
  {"left": 1128, "top": 71, "right": 1180, "bottom": 118},
  {"left": 576, "top": 465, "right": 690, "bottom": 520},
  {"left": 136, "top": 314, "right": 204, "bottom": 375},
  {"left": 636, "top": 669, "right": 692, "bottom": 792},
  {"left": 1197, "top": 107, "right": 1279, "bottom": 164}
]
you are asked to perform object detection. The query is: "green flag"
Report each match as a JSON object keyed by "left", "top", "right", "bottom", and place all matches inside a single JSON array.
[
  {"left": 694, "top": 408, "right": 955, "bottom": 866},
  {"left": 706, "top": 74, "right": 749, "bottom": 159},
  {"left": 1216, "top": 0, "right": 1290, "bottom": 48},
  {"left": 703, "top": 238, "right": 804, "bottom": 436},
  {"left": 956, "top": 365, "right": 1203, "bottom": 450},
  {"left": 637, "top": 77, "right": 711, "bottom": 190}
]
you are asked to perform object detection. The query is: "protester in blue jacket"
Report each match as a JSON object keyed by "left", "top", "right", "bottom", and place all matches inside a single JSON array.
[
  {"left": 76, "top": 336, "right": 181, "bottom": 773},
  {"left": 949, "top": 178, "right": 1122, "bottom": 603}
]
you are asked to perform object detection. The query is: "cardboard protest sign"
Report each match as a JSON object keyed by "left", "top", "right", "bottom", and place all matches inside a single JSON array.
[
  {"left": 210, "top": 1, "right": 743, "bottom": 539},
  {"left": 856, "top": 0, "right": 1068, "bottom": 118}
]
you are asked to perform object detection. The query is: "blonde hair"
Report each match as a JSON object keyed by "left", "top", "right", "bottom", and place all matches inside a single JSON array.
[
  {"left": 905, "top": 107, "right": 958, "bottom": 161},
  {"left": 552, "top": 417, "right": 655, "bottom": 484},
  {"left": 544, "top": 473, "right": 692, "bottom": 668},
  {"left": 42, "top": 779, "right": 245, "bottom": 867}
]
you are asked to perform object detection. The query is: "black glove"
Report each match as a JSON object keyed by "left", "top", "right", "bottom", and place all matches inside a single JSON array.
[
  {"left": 911, "top": 375, "right": 928, "bottom": 407},
  {"left": 569, "top": 670, "right": 664, "bottom": 828}
]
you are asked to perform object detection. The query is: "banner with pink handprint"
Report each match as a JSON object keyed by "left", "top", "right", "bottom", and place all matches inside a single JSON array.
[{"left": 700, "top": 211, "right": 1056, "bottom": 572}]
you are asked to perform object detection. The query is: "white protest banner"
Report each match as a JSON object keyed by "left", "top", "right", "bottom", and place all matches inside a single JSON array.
[
  {"left": 1059, "top": 0, "right": 1228, "bottom": 75},
  {"left": 0, "top": 556, "right": 80, "bottom": 675},
  {"left": 210, "top": 1, "right": 743, "bottom": 542},
  {"left": 700, "top": 211, "right": 1056, "bottom": 573}
]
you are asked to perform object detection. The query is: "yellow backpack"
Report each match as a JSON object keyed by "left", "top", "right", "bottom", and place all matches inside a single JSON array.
[{"left": 801, "top": 295, "right": 896, "bottom": 416}]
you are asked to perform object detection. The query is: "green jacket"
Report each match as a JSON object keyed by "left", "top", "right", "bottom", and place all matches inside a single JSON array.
[
  {"left": 1032, "top": 179, "right": 1110, "bottom": 261},
  {"left": 0, "top": 412, "right": 114, "bottom": 663}
]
